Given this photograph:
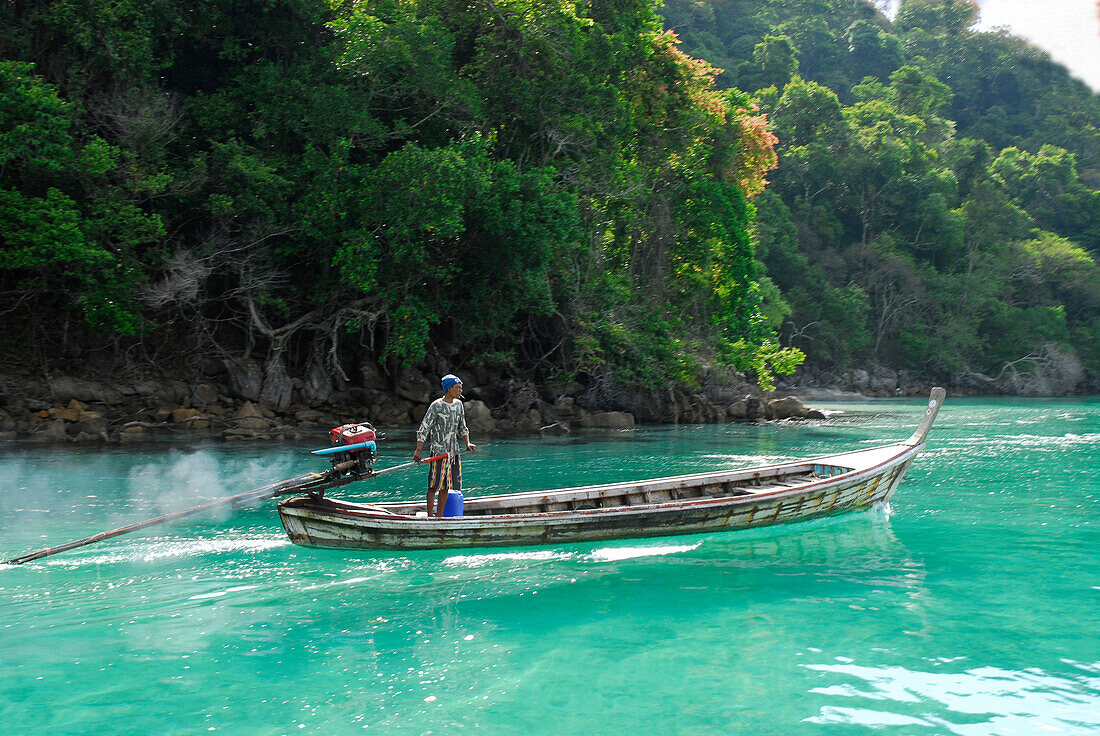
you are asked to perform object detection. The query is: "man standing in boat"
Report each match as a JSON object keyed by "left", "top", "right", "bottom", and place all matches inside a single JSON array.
[{"left": 413, "top": 374, "right": 476, "bottom": 518}]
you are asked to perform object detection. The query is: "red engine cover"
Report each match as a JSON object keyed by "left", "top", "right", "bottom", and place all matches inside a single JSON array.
[{"left": 330, "top": 423, "right": 376, "bottom": 446}]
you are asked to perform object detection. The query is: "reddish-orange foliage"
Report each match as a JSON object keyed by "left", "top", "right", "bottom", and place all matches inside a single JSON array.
[
  {"left": 654, "top": 31, "right": 727, "bottom": 117},
  {"left": 644, "top": 31, "right": 776, "bottom": 198},
  {"left": 733, "top": 107, "right": 778, "bottom": 197}
]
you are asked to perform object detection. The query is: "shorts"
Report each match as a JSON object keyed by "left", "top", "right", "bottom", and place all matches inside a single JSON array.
[{"left": 427, "top": 454, "right": 462, "bottom": 494}]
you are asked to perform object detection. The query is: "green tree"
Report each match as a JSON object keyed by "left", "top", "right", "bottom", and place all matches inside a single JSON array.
[
  {"left": 991, "top": 145, "right": 1100, "bottom": 253},
  {"left": 0, "top": 61, "right": 162, "bottom": 336},
  {"left": 751, "top": 33, "right": 799, "bottom": 90}
]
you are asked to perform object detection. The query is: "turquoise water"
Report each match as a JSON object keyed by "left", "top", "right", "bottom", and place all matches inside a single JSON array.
[{"left": 1, "top": 397, "right": 1097, "bottom": 735}]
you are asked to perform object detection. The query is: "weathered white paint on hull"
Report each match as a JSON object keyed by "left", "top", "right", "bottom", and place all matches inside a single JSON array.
[
  {"left": 279, "top": 445, "right": 916, "bottom": 550},
  {"left": 278, "top": 388, "right": 943, "bottom": 552}
]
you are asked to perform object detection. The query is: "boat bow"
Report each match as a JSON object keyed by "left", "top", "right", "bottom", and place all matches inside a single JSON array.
[{"left": 278, "top": 388, "right": 947, "bottom": 550}]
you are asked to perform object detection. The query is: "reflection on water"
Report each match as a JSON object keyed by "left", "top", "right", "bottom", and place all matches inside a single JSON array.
[
  {"left": 44, "top": 533, "right": 291, "bottom": 568},
  {"left": 805, "top": 659, "right": 1100, "bottom": 735}
]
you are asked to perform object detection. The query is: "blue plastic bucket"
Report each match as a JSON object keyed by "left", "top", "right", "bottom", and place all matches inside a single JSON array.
[{"left": 443, "top": 489, "right": 464, "bottom": 517}]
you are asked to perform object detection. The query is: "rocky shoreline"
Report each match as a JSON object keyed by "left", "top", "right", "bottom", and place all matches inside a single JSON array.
[
  {"left": 0, "top": 366, "right": 826, "bottom": 446},
  {"left": 778, "top": 358, "right": 1098, "bottom": 398},
  {"left": 4, "top": 354, "right": 1092, "bottom": 447}
]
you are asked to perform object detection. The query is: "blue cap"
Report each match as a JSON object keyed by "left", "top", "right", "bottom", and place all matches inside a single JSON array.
[{"left": 442, "top": 374, "right": 462, "bottom": 391}]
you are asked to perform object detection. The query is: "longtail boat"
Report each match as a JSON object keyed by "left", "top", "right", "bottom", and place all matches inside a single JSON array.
[{"left": 276, "top": 388, "right": 946, "bottom": 551}]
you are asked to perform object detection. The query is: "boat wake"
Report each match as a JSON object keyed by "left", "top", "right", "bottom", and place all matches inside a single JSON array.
[
  {"left": 443, "top": 549, "right": 575, "bottom": 568},
  {"left": 586, "top": 543, "right": 702, "bottom": 562},
  {"left": 42, "top": 533, "right": 290, "bottom": 567},
  {"left": 441, "top": 541, "right": 705, "bottom": 568}
]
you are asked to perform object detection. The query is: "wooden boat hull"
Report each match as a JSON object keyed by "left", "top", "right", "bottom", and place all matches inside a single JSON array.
[
  {"left": 278, "top": 389, "right": 944, "bottom": 551},
  {"left": 279, "top": 450, "right": 915, "bottom": 550}
]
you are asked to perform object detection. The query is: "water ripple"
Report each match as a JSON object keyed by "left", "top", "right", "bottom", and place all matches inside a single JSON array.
[
  {"left": 805, "top": 660, "right": 1100, "bottom": 735},
  {"left": 42, "top": 533, "right": 290, "bottom": 568}
]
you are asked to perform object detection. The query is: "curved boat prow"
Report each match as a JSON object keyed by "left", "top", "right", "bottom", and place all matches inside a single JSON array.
[
  {"left": 279, "top": 387, "right": 949, "bottom": 552},
  {"left": 905, "top": 387, "right": 946, "bottom": 446}
]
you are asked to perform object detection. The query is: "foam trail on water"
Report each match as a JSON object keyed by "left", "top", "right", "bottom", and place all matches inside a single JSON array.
[
  {"left": 586, "top": 542, "right": 701, "bottom": 562},
  {"left": 44, "top": 533, "right": 291, "bottom": 567}
]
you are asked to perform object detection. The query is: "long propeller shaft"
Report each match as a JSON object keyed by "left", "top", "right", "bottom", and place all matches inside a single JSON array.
[
  {"left": 3, "top": 448, "right": 473, "bottom": 566},
  {"left": 3, "top": 460, "right": 358, "bottom": 566}
]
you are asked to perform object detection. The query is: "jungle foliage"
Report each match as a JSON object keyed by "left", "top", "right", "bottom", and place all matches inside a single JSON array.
[
  {"left": 0, "top": 0, "right": 796, "bottom": 394},
  {"left": 663, "top": 0, "right": 1100, "bottom": 384},
  {"left": 1, "top": 0, "right": 1098, "bottom": 396}
]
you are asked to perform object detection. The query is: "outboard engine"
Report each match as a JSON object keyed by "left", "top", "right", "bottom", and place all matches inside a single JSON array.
[{"left": 327, "top": 422, "right": 378, "bottom": 475}]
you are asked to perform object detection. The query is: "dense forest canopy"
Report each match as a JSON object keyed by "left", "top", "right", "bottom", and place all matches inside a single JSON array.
[
  {"left": 0, "top": 0, "right": 796, "bottom": 402},
  {"left": 664, "top": 0, "right": 1100, "bottom": 391},
  {"left": 1, "top": 0, "right": 1098, "bottom": 398}
]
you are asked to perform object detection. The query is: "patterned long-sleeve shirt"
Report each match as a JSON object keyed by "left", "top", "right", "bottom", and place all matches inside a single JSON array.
[{"left": 416, "top": 398, "right": 469, "bottom": 455}]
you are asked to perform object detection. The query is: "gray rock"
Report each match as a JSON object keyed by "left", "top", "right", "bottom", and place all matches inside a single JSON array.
[
  {"left": 744, "top": 396, "right": 767, "bottom": 421},
  {"left": 127, "top": 379, "right": 186, "bottom": 404},
  {"left": 172, "top": 408, "right": 201, "bottom": 422},
  {"left": 348, "top": 388, "right": 388, "bottom": 409},
  {"left": 507, "top": 383, "right": 540, "bottom": 413},
  {"left": 192, "top": 382, "right": 220, "bottom": 407},
  {"left": 70, "top": 418, "right": 109, "bottom": 437},
  {"left": 464, "top": 400, "right": 496, "bottom": 433},
  {"left": 589, "top": 411, "right": 635, "bottom": 429},
  {"left": 518, "top": 408, "right": 543, "bottom": 430},
  {"left": 28, "top": 419, "right": 69, "bottom": 443},
  {"left": 231, "top": 416, "right": 271, "bottom": 431},
  {"left": 464, "top": 399, "right": 492, "bottom": 423},
  {"left": 131, "top": 380, "right": 160, "bottom": 397},
  {"left": 869, "top": 368, "right": 898, "bottom": 392},
  {"left": 48, "top": 377, "right": 125, "bottom": 404},
  {"left": 118, "top": 426, "right": 149, "bottom": 443},
  {"left": 768, "top": 396, "right": 806, "bottom": 420},
  {"left": 225, "top": 358, "right": 263, "bottom": 401},
  {"left": 260, "top": 358, "right": 293, "bottom": 412},
  {"left": 169, "top": 380, "right": 191, "bottom": 403},
  {"left": 496, "top": 407, "right": 541, "bottom": 432},
  {"left": 0, "top": 431, "right": 18, "bottom": 442},
  {"left": 540, "top": 422, "right": 570, "bottom": 436},
  {"left": 301, "top": 362, "right": 332, "bottom": 405},
  {"left": 472, "top": 366, "right": 498, "bottom": 386},
  {"left": 374, "top": 402, "right": 413, "bottom": 428},
  {"left": 359, "top": 360, "right": 384, "bottom": 389},
  {"left": 235, "top": 401, "right": 263, "bottom": 418},
  {"left": 553, "top": 396, "right": 576, "bottom": 416},
  {"left": 396, "top": 368, "right": 434, "bottom": 404}
]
